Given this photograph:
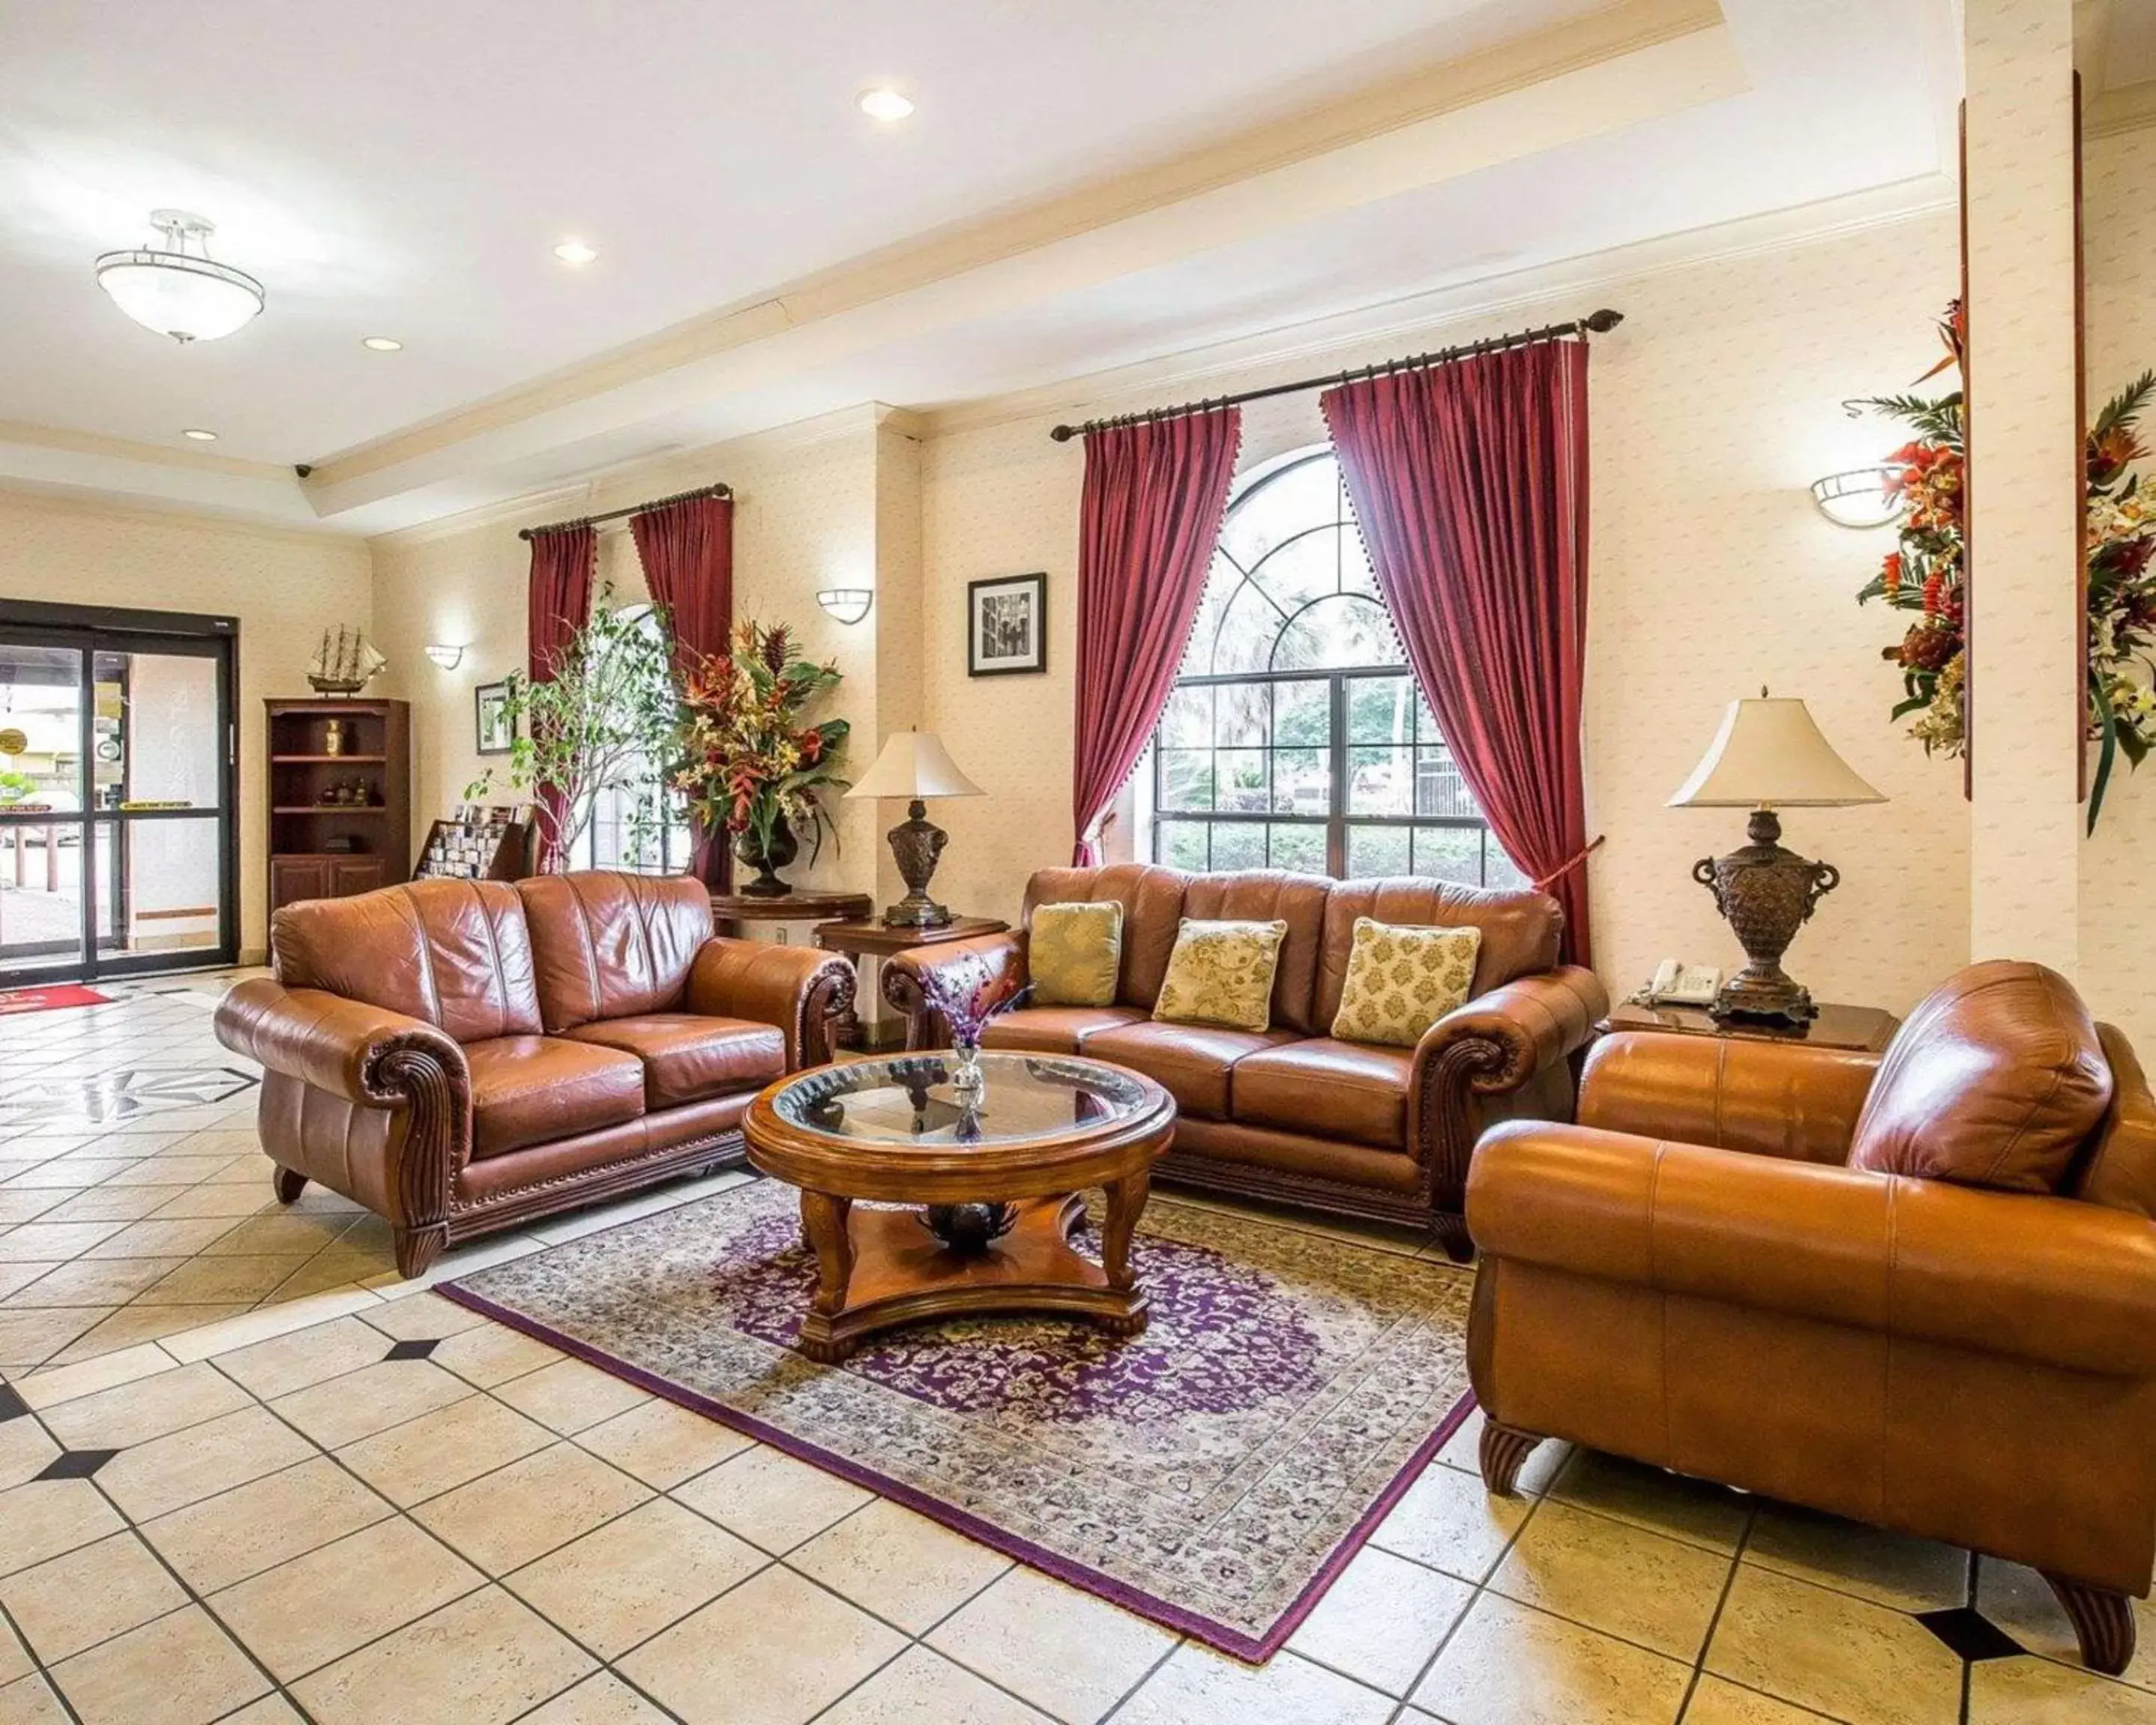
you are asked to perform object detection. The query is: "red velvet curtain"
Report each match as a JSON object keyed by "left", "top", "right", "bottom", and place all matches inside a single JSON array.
[
  {"left": 1072, "top": 407, "right": 1242, "bottom": 864},
  {"left": 526, "top": 523, "right": 596, "bottom": 872},
  {"left": 630, "top": 493, "right": 734, "bottom": 886},
  {"left": 1321, "top": 340, "right": 1596, "bottom": 966}
]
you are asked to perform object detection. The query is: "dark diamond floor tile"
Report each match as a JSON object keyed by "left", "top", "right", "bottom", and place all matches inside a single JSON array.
[
  {"left": 0, "top": 1383, "right": 27, "bottom": 1422},
  {"left": 37, "top": 1448, "right": 120, "bottom": 1480},
  {"left": 384, "top": 1338, "right": 440, "bottom": 1361},
  {"left": 1917, "top": 1605, "right": 2024, "bottom": 1661}
]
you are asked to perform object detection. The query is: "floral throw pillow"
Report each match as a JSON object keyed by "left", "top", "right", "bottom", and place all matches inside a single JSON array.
[
  {"left": 1152, "top": 918, "right": 1290, "bottom": 1033},
  {"left": 1330, "top": 918, "right": 1483, "bottom": 1047},
  {"left": 1029, "top": 901, "right": 1124, "bottom": 1008}
]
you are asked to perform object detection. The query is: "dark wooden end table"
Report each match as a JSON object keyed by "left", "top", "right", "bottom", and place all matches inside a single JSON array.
[
  {"left": 1601, "top": 1000, "right": 1898, "bottom": 1053},
  {"left": 743, "top": 1052, "right": 1176, "bottom": 1363},
  {"left": 709, "top": 889, "right": 873, "bottom": 940},
  {"left": 814, "top": 915, "right": 1011, "bottom": 1049}
]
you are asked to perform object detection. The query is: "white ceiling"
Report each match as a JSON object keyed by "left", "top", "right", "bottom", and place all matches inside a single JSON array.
[{"left": 0, "top": 0, "right": 1973, "bottom": 533}]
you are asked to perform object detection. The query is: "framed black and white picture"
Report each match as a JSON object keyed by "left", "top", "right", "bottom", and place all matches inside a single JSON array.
[
  {"left": 474, "top": 680, "right": 516, "bottom": 755},
  {"left": 968, "top": 573, "right": 1047, "bottom": 677}
]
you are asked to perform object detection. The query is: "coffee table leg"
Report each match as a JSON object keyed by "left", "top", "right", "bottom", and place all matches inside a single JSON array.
[
  {"left": 800, "top": 1190, "right": 855, "bottom": 1319},
  {"left": 1100, "top": 1172, "right": 1150, "bottom": 1293}
]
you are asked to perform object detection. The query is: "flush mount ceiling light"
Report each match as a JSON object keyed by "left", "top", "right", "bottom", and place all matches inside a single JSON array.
[
  {"left": 180, "top": 428, "right": 218, "bottom": 442},
  {"left": 1809, "top": 466, "right": 1907, "bottom": 529},
  {"left": 95, "top": 210, "right": 264, "bottom": 344},
  {"left": 857, "top": 86, "right": 915, "bottom": 121},
  {"left": 553, "top": 237, "right": 598, "bottom": 266},
  {"left": 361, "top": 335, "right": 403, "bottom": 352},
  {"left": 817, "top": 588, "right": 875, "bottom": 624}
]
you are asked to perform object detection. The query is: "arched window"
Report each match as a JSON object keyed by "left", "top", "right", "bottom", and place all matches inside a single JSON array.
[{"left": 1151, "top": 448, "right": 1523, "bottom": 886}]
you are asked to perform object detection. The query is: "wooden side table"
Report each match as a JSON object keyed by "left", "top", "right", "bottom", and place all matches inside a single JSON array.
[
  {"left": 815, "top": 915, "right": 1011, "bottom": 1050},
  {"left": 1600, "top": 1000, "right": 1898, "bottom": 1053},
  {"left": 709, "top": 889, "right": 873, "bottom": 940}
]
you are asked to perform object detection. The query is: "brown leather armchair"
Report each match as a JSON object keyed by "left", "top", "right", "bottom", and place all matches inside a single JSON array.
[
  {"left": 1466, "top": 961, "right": 2156, "bottom": 1673},
  {"left": 216, "top": 871, "right": 853, "bottom": 1277},
  {"left": 884, "top": 865, "right": 1606, "bottom": 1253}
]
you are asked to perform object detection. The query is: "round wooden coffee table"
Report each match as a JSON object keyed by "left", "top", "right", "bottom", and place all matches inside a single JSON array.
[{"left": 743, "top": 1052, "right": 1177, "bottom": 1363}]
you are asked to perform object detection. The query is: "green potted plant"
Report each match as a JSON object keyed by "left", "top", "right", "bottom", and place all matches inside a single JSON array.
[{"left": 672, "top": 621, "right": 850, "bottom": 895}]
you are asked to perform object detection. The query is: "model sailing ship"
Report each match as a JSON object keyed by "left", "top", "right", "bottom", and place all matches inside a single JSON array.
[{"left": 306, "top": 626, "right": 389, "bottom": 695}]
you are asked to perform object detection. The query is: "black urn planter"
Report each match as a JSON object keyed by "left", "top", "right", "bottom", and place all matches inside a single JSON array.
[{"left": 734, "top": 813, "right": 800, "bottom": 898}]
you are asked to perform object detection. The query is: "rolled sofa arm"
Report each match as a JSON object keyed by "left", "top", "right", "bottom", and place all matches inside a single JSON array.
[
  {"left": 686, "top": 937, "right": 856, "bottom": 1068},
  {"left": 1468, "top": 1120, "right": 2156, "bottom": 1378},
  {"left": 1409, "top": 965, "right": 1608, "bottom": 1208},
  {"left": 216, "top": 979, "right": 467, "bottom": 1111},
  {"left": 1579, "top": 1031, "right": 1881, "bottom": 1165},
  {"left": 881, "top": 932, "right": 1029, "bottom": 1051}
]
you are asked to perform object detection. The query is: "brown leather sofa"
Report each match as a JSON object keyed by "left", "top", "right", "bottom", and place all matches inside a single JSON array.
[
  {"left": 215, "top": 871, "right": 854, "bottom": 1277},
  {"left": 885, "top": 865, "right": 1606, "bottom": 1252},
  {"left": 1466, "top": 961, "right": 2156, "bottom": 1673}
]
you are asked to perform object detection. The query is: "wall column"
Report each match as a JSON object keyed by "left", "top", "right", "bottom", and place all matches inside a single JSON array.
[{"left": 1963, "top": 0, "right": 2083, "bottom": 973}]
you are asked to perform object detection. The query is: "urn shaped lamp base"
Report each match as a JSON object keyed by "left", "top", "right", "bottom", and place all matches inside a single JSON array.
[
  {"left": 1694, "top": 807, "right": 1840, "bottom": 1028},
  {"left": 883, "top": 799, "right": 954, "bottom": 929}
]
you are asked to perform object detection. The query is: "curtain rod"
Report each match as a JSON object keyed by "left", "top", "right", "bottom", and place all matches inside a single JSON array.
[
  {"left": 517, "top": 480, "right": 734, "bottom": 541},
  {"left": 1047, "top": 308, "right": 1624, "bottom": 442}
]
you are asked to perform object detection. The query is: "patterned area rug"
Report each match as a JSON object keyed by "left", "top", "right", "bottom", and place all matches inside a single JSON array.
[{"left": 445, "top": 1179, "right": 1475, "bottom": 1659}]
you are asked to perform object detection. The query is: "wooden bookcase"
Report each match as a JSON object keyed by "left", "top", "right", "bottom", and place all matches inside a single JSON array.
[{"left": 264, "top": 698, "right": 412, "bottom": 917}]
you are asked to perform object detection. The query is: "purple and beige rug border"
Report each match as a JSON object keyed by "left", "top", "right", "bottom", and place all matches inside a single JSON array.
[{"left": 441, "top": 1209, "right": 1476, "bottom": 1663}]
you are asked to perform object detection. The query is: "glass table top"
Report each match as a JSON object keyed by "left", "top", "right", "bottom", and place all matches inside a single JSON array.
[{"left": 771, "top": 1053, "right": 1152, "bottom": 1148}]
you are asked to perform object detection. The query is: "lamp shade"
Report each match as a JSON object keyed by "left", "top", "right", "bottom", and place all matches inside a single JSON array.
[
  {"left": 1669, "top": 696, "right": 1886, "bottom": 809},
  {"left": 845, "top": 729, "right": 984, "bottom": 800}
]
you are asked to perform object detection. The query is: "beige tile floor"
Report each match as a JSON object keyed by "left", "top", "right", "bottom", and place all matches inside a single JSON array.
[{"left": 0, "top": 979, "right": 2150, "bottom": 1724}]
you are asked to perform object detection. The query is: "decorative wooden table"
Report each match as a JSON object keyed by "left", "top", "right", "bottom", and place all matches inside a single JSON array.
[
  {"left": 709, "top": 889, "right": 872, "bottom": 940},
  {"left": 1601, "top": 1000, "right": 1898, "bottom": 1053},
  {"left": 743, "top": 1052, "right": 1177, "bottom": 1363}
]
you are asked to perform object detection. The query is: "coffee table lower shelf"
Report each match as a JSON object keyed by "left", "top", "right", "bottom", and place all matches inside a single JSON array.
[{"left": 795, "top": 1190, "right": 1149, "bottom": 1364}]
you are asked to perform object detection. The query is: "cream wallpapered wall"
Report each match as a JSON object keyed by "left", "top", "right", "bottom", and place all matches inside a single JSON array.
[
  {"left": 0, "top": 492, "right": 373, "bottom": 959},
  {"left": 923, "top": 210, "right": 1973, "bottom": 1014},
  {"left": 2080, "top": 124, "right": 2156, "bottom": 1053},
  {"left": 370, "top": 413, "right": 895, "bottom": 901}
]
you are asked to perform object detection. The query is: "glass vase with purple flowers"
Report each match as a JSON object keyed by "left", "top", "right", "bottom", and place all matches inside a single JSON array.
[{"left": 915, "top": 955, "right": 1030, "bottom": 1250}]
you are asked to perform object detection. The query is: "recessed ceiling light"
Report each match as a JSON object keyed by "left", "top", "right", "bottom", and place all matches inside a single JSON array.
[
  {"left": 181, "top": 428, "right": 218, "bottom": 441},
  {"left": 553, "top": 237, "right": 598, "bottom": 266},
  {"left": 858, "top": 87, "right": 915, "bottom": 121},
  {"left": 361, "top": 335, "right": 403, "bottom": 352}
]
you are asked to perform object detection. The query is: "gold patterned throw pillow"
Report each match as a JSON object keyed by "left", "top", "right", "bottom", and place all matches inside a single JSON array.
[
  {"left": 1330, "top": 918, "right": 1483, "bottom": 1047},
  {"left": 1029, "top": 901, "right": 1124, "bottom": 1008},
  {"left": 1152, "top": 918, "right": 1290, "bottom": 1033}
]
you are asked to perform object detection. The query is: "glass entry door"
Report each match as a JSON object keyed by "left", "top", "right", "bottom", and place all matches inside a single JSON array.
[{"left": 0, "top": 608, "right": 237, "bottom": 987}]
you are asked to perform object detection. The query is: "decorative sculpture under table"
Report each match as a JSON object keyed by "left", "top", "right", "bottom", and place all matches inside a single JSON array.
[{"left": 742, "top": 1053, "right": 1177, "bottom": 1364}]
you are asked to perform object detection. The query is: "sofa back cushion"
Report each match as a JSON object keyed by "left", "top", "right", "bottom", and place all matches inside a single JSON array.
[
  {"left": 1849, "top": 961, "right": 2113, "bottom": 1194},
  {"left": 1316, "top": 878, "right": 1562, "bottom": 1026},
  {"left": 272, "top": 878, "right": 542, "bottom": 1044},
  {"left": 517, "top": 871, "right": 715, "bottom": 1032},
  {"left": 1023, "top": 865, "right": 1187, "bottom": 1010},
  {"left": 1178, "top": 870, "right": 1330, "bottom": 1033}
]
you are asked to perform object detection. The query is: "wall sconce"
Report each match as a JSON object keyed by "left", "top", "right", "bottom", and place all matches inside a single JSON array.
[
  {"left": 817, "top": 588, "right": 874, "bottom": 625},
  {"left": 1809, "top": 467, "right": 1906, "bottom": 530},
  {"left": 424, "top": 644, "right": 466, "bottom": 670}
]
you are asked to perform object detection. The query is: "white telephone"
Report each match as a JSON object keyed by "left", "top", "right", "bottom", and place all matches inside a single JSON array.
[{"left": 1643, "top": 958, "right": 1723, "bottom": 1008}]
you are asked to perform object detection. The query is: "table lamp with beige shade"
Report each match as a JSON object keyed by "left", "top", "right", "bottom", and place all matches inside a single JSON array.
[
  {"left": 846, "top": 728, "right": 985, "bottom": 928},
  {"left": 1669, "top": 692, "right": 1886, "bottom": 1025}
]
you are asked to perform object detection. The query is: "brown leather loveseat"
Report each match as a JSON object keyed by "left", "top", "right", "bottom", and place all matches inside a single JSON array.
[
  {"left": 886, "top": 865, "right": 1606, "bottom": 1253},
  {"left": 1466, "top": 961, "right": 2156, "bottom": 1673},
  {"left": 215, "top": 871, "right": 854, "bottom": 1277}
]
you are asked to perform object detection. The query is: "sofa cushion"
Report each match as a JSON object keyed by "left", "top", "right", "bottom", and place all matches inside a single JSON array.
[
  {"left": 1022, "top": 864, "right": 1187, "bottom": 1011},
  {"left": 1179, "top": 871, "right": 1330, "bottom": 1032},
  {"left": 1085, "top": 1020, "right": 1297, "bottom": 1119},
  {"left": 1029, "top": 901, "right": 1124, "bottom": 1007},
  {"left": 1849, "top": 961, "right": 2113, "bottom": 1194},
  {"left": 1153, "top": 919, "right": 1290, "bottom": 1032},
  {"left": 980, "top": 1006, "right": 1147, "bottom": 1055},
  {"left": 272, "top": 877, "right": 542, "bottom": 1044},
  {"left": 1232, "top": 1038, "right": 1413, "bottom": 1148},
  {"left": 517, "top": 871, "right": 715, "bottom": 1032},
  {"left": 466, "top": 1035, "right": 646, "bottom": 1159},
  {"left": 1330, "top": 919, "right": 1482, "bottom": 1047},
  {"left": 1316, "top": 878, "right": 1562, "bottom": 1026},
  {"left": 561, "top": 1014, "right": 786, "bottom": 1110}
]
